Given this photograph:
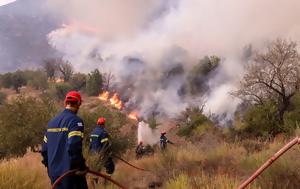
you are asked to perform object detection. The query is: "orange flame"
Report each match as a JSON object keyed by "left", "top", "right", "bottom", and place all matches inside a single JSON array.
[
  {"left": 109, "top": 93, "right": 123, "bottom": 110},
  {"left": 98, "top": 91, "right": 109, "bottom": 101},
  {"left": 128, "top": 111, "right": 138, "bottom": 121}
]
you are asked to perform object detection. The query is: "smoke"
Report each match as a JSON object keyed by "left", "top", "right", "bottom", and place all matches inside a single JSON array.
[
  {"left": 46, "top": 0, "right": 300, "bottom": 120},
  {"left": 137, "top": 121, "right": 160, "bottom": 145},
  {"left": 0, "top": 0, "right": 16, "bottom": 7}
]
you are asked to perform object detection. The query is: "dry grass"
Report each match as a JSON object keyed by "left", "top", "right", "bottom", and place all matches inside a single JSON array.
[
  {"left": 0, "top": 151, "right": 49, "bottom": 189},
  {"left": 1, "top": 138, "right": 300, "bottom": 189}
]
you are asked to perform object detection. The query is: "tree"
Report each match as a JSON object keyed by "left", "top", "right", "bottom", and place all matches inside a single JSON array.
[
  {"left": 0, "top": 73, "right": 13, "bottom": 88},
  {"left": 187, "top": 56, "right": 220, "bottom": 95},
  {"left": 0, "top": 95, "right": 57, "bottom": 157},
  {"left": 147, "top": 111, "right": 161, "bottom": 130},
  {"left": 86, "top": 69, "right": 103, "bottom": 96},
  {"left": 70, "top": 73, "right": 87, "bottom": 91},
  {"left": 10, "top": 71, "right": 26, "bottom": 93},
  {"left": 235, "top": 39, "right": 300, "bottom": 133},
  {"left": 54, "top": 83, "right": 73, "bottom": 100},
  {"left": 102, "top": 72, "right": 114, "bottom": 91},
  {"left": 58, "top": 61, "right": 74, "bottom": 82},
  {"left": 44, "top": 58, "right": 58, "bottom": 81},
  {"left": 23, "top": 70, "right": 48, "bottom": 90}
]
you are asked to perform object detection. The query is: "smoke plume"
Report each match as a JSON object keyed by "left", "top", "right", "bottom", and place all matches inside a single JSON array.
[
  {"left": 137, "top": 121, "right": 160, "bottom": 145},
  {"left": 44, "top": 0, "right": 300, "bottom": 120}
]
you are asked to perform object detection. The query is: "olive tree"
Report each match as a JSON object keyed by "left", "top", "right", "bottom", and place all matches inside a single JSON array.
[{"left": 235, "top": 39, "right": 300, "bottom": 128}]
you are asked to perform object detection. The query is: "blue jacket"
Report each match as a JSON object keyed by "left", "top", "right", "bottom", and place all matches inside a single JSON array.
[
  {"left": 41, "top": 109, "right": 85, "bottom": 177},
  {"left": 89, "top": 126, "right": 111, "bottom": 153}
]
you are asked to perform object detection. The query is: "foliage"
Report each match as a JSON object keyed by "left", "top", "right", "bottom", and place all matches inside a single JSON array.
[
  {"left": 147, "top": 112, "right": 161, "bottom": 130},
  {"left": 22, "top": 70, "right": 48, "bottom": 90},
  {"left": 0, "top": 95, "right": 57, "bottom": 158},
  {"left": 187, "top": 55, "right": 220, "bottom": 95},
  {"left": 57, "top": 61, "right": 74, "bottom": 82},
  {"left": 241, "top": 101, "right": 281, "bottom": 138},
  {"left": 283, "top": 91, "right": 300, "bottom": 132},
  {"left": 0, "top": 72, "right": 13, "bottom": 88},
  {"left": 86, "top": 69, "right": 103, "bottom": 96},
  {"left": 54, "top": 83, "right": 73, "bottom": 101},
  {"left": 43, "top": 58, "right": 58, "bottom": 81},
  {"left": 79, "top": 105, "right": 132, "bottom": 157},
  {"left": 235, "top": 39, "right": 300, "bottom": 127},
  {"left": 70, "top": 73, "right": 87, "bottom": 91},
  {"left": 176, "top": 106, "right": 213, "bottom": 139}
]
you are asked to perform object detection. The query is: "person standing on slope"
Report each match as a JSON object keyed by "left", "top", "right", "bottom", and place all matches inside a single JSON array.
[
  {"left": 41, "top": 91, "right": 88, "bottom": 189},
  {"left": 160, "top": 131, "right": 174, "bottom": 150},
  {"left": 89, "top": 117, "right": 115, "bottom": 177}
]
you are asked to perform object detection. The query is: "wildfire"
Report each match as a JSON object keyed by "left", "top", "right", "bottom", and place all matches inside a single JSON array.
[
  {"left": 128, "top": 111, "right": 138, "bottom": 121},
  {"left": 98, "top": 91, "right": 109, "bottom": 101},
  {"left": 109, "top": 93, "right": 123, "bottom": 110}
]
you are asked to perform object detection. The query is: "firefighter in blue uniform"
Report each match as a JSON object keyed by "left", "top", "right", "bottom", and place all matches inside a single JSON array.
[
  {"left": 41, "top": 91, "right": 88, "bottom": 189},
  {"left": 89, "top": 117, "right": 115, "bottom": 176},
  {"left": 160, "top": 131, "right": 174, "bottom": 150}
]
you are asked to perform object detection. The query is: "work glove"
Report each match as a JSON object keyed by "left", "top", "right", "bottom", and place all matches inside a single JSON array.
[{"left": 71, "top": 158, "right": 88, "bottom": 176}]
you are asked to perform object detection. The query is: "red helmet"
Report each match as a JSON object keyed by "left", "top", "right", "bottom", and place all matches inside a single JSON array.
[
  {"left": 97, "top": 117, "right": 106, "bottom": 125},
  {"left": 161, "top": 131, "right": 166, "bottom": 135},
  {"left": 65, "top": 91, "right": 82, "bottom": 104},
  {"left": 139, "top": 141, "right": 143, "bottom": 144}
]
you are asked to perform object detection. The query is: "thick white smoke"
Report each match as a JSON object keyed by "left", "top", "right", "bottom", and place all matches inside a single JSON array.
[
  {"left": 137, "top": 121, "right": 160, "bottom": 145},
  {"left": 46, "top": 0, "right": 300, "bottom": 120},
  {"left": 0, "top": 0, "right": 16, "bottom": 7}
]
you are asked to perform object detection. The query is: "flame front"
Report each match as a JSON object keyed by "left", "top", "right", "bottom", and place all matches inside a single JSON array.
[
  {"left": 128, "top": 111, "right": 138, "bottom": 121},
  {"left": 109, "top": 93, "right": 123, "bottom": 110},
  {"left": 98, "top": 91, "right": 109, "bottom": 101}
]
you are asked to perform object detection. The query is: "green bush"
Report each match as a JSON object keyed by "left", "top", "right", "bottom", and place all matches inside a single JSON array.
[
  {"left": 283, "top": 92, "right": 300, "bottom": 132},
  {"left": 177, "top": 107, "right": 213, "bottom": 139},
  {"left": 86, "top": 69, "right": 103, "bottom": 96},
  {"left": 54, "top": 83, "right": 73, "bottom": 101},
  {"left": 0, "top": 95, "right": 57, "bottom": 158},
  {"left": 23, "top": 70, "right": 48, "bottom": 90},
  {"left": 70, "top": 73, "right": 87, "bottom": 91},
  {"left": 80, "top": 105, "right": 133, "bottom": 157},
  {"left": 242, "top": 101, "right": 284, "bottom": 138}
]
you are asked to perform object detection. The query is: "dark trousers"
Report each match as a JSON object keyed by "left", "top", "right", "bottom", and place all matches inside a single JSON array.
[
  {"left": 50, "top": 175, "right": 88, "bottom": 189},
  {"left": 105, "top": 157, "right": 115, "bottom": 175}
]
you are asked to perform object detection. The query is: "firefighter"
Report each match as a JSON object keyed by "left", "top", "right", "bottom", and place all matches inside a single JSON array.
[
  {"left": 135, "top": 141, "right": 145, "bottom": 159},
  {"left": 160, "top": 131, "right": 174, "bottom": 150},
  {"left": 89, "top": 117, "right": 115, "bottom": 177},
  {"left": 41, "top": 91, "right": 88, "bottom": 189}
]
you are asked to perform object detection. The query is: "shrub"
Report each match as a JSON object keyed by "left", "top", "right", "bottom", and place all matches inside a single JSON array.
[
  {"left": 70, "top": 73, "right": 87, "bottom": 91},
  {"left": 242, "top": 101, "right": 281, "bottom": 138},
  {"left": 177, "top": 107, "right": 213, "bottom": 139},
  {"left": 0, "top": 95, "right": 57, "bottom": 157},
  {"left": 86, "top": 69, "right": 103, "bottom": 96},
  {"left": 54, "top": 83, "right": 73, "bottom": 101}
]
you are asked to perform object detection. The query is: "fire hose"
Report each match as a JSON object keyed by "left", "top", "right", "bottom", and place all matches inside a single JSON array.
[
  {"left": 238, "top": 136, "right": 300, "bottom": 189},
  {"left": 52, "top": 156, "right": 151, "bottom": 189},
  {"left": 52, "top": 168, "right": 127, "bottom": 189},
  {"left": 112, "top": 155, "right": 153, "bottom": 172}
]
